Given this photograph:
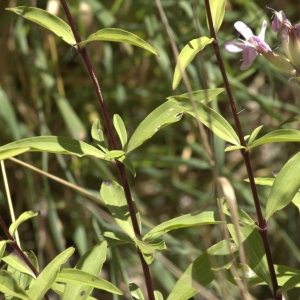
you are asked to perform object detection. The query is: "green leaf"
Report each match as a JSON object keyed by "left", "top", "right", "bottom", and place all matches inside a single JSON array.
[
  {"left": 207, "top": 0, "right": 226, "bottom": 33},
  {"left": 0, "top": 240, "right": 10, "bottom": 259},
  {"left": 173, "top": 99, "right": 239, "bottom": 145},
  {"left": 167, "top": 88, "right": 224, "bottom": 103},
  {"left": 134, "top": 238, "right": 166, "bottom": 264},
  {"left": 2, "top": 253, "right": 36, "bottom": 278},
  {"left": 27, "top": 247, "right": 75, "bottom": 300},
  {"left": 167, "top": 239, "right": 235, "bottom": 300},
  {"left": 117, "top": 155, "right": 136, "bottom": 177},
  {"left": 276, "top": 265, "right": 300, "bottom": 291},
  {"left": 130, "top": 283, "right": 145, "bottom": 300},
  {"left": 126, "top": 100, "right": 184, "bottom": 153},
  {"left": 91, "top": 119, "right": 107, "bottom": 152},
  {"left": 126, "top": 95, "right": 239, "bottom": 153},
  {"left": 113, "top": 114, "right": 128, "bottom": 148},
  {"left": 58, "top": 268, "right": 122, "bottom": 296},
  {"left": 0, "top": 270, "right": 30, "bottom": 300},
  {"left": 6, "top": 6, "right": 76, "bottom": 45},
  {"left": 154, "top": 291, "right": 164, "bottom": 300},
  {"left": 104, "top": 150, "right": 125, "bottom": 160},
  {"left": 224, "top": 145, "right": 245, "bottom": 152},
  {"left": 247, "top": 125, "right": 263, "bottom": 145},
  {"left": 172, "top": 37, "right": 214, "bottom": 89},
  {"left": 79, "top": 28, "right": 157, "bottom": 55},
  {"left": 247, "top": 129, "right": 300, "bottom": 149},
  {"left": 0, "top": 136, "right": 105, "bottom": 160},
  {"left": 266, "top": 152, "right": 300, "bottom": 220},
  {"left": 103, "top": 231, "right": 133, "bottom": 247},
  {"left": 100, "top": 180, "right": 140, "bottom": 239},
  {"left": 144, "top": 211, "right": 222, "bottom": 241},
  {"left": 227, "top": 217, "right": 272, "bottom": 288},
  {"left": 9, "top": 211, "right": 39, "bottom": 238},
  {"left": 63, "top": 241, "right": 110, "bottom": 299}
]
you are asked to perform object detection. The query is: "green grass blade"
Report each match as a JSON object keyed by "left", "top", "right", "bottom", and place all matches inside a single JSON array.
[{"left": 0, "top": 86, "right": 21, "bottom": 139}]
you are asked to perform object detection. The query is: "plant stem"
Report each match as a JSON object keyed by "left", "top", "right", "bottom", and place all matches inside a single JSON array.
[
  {"left": 0, "top": 217, "right": 50, "bottom": 300},
  {"left": 59, "top": 1, "right": 155, "bottom": 299},
  {"left": 204, "top": 1, "right": 281, "bottom": 299}
]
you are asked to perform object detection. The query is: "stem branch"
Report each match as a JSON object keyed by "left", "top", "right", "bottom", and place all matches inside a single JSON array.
[
  {"left": 204, "top": 1, "right": 281, "bottom": 299},
  {"left": 59, "top": 1, "right": 155, "bottom": 299}
]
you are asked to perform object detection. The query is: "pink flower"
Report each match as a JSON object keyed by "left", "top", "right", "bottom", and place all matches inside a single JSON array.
[
  {"left": 271, "top": 10, "right": 300, "bottom": 70},
  {"left": 225, "top": 21, "right": 272, "bottom": 70}
]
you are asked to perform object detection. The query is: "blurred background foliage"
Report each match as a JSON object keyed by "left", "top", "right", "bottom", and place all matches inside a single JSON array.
[{"left": 0, "top": 0, "right": 299, "bottom": 299}]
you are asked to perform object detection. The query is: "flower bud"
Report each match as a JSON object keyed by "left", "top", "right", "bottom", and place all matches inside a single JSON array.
[{"left": 272, "top": 9, "right": 300, "bottom": 69}]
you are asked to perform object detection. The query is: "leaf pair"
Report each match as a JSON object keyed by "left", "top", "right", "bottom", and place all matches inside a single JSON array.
[
  {"left": 100, "top": 180, "right": 222, "bottom": 264},
  {"left": 1, "top": 240, "right": 122, "bottom": 299},
  {"left": 6, "top": 6, "right": 157, "bottom": 55}
]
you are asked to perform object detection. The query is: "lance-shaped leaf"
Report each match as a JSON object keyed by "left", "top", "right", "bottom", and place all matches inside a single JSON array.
[
  {"left": 143, "top": 211, "right": 222, "bottom": 241},
  {"left": 62, "top": 241, "right": 119, "bottom": 299},
  {"left": 0, "top": 270, "right": 30, "bottom": 300},
  {"left": 247, "top": 129, "right": 300, "bottom": 149},
  {"left": 167, "top": 239, "right": 237, "bottom": 300},
  {"left": 9, "top": 211, "right": 39, "bottom": 238},
  {"left": 0, "top": 136, "right": 105, "bottom": 160},
  {"left": 167, "top": 88, "right": 224, "bottom": 103},
  {"left": 27, "top": 247, "right": 75, "bottom": 300},
  {"left": 113, "top": 114, "right": 128, "bottom": 149},
  {"left": 172, "top": 37, "right": 214, "bottom": 89},
  {"left": 266, "top": 152, "right": 300, "bottom": 220},
  {"left": 58, "top": 269, "right": 122, "bottom": 296},
  {"left": 134, "top": 238, "right": 166, "bottom": 264},
  {"left": 126, "top": 100, "right": 184, "bottom": 154},
  {"left": 221, "top": 199, "right": 272, "bottom": 288},
  {"left": 249, "top": 177, "right": 300, "bottom": 211},
  {"left": 173, "top": 99, "right": 239, "bottom": 145},
  {"left": 228, "top": 221, "right": 272, "bottom": 288},
  {"left": 79, "top": 28, "right": 157, "bottom": 55},
  {"left": 6, "top": 6, "right": 76, "bottom": 45},
  {"left": 100, "top": 180, "right": 141, "bottom": 239},
  {"left": 206, "top": 0, "right": 226, "bottom": 33},
  {"left": 2, "top": 253, "right": 36, "bottom": 278}
]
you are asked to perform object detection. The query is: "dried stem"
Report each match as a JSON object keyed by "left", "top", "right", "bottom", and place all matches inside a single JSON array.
[
  {"left": 59, "top": 1, "right": 155, "bottom": 299},
  {"left": 204, "top": 0, "right": 281, "bottom": 299}
]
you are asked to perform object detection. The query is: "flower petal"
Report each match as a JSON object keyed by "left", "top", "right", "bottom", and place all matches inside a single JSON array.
[
  {"left": 240, "top": 47, "right": 258, "bottom": 69},
  {"left": 224, "top": 41, "right": 245, "bottom": 53},
  {"left": 234, "top": 21, "right": 253, "bottom": 40},
  {"left": 258, "top": 20, "right": 268, "bottom": 40},
  {"left": 251, "top": 36, "right": 272, "bottom": 53}
]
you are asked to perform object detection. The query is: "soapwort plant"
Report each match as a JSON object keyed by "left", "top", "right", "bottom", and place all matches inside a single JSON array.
[{"left": 0, "top": 1, "right": 300, "bottom": 299}]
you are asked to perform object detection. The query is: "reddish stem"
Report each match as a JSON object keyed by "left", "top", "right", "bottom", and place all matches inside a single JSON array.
[
  {"left": 204, "top": 0, "right": 281, "bottom": 299},
  {"left": 59, "top": 1, "right": 155, "bottom": 299}
]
